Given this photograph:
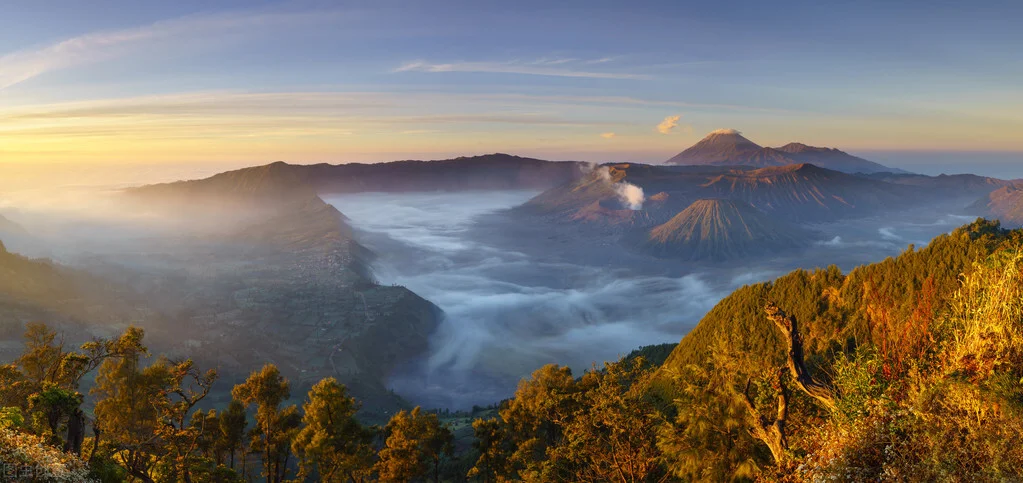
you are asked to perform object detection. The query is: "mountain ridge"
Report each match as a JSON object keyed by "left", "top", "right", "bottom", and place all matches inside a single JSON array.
[
  {"left": 666, "top": 129, "right": 905, "bottom": 174},
  {"left": 129, "top": 153, "right": 586, "bottom": 202}
]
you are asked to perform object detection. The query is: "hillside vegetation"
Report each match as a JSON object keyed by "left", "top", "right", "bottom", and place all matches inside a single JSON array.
[{"left": 3, "top": 219, "right": 1023, "bottom": 481}]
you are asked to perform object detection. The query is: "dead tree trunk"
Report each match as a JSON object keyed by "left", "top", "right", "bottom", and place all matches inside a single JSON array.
[
  {"left": 87, "top": 419, "right": 101, "bottom": 463},
  {"left": 64, "top": 408, "right": 85, "bottom": 455},
  {"left": 765, "top": 302, "right": 837, "bottom": 411},
  {"left": 739, "top": 369, "right": 789, "bottom": 464}
]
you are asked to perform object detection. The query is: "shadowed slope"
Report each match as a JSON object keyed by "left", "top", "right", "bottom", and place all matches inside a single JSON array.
[{"left": 644, "top": 199, "right": 809, "bottom": 260}]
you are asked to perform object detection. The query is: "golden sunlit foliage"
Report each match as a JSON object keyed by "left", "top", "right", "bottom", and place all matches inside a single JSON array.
[{"left": 3, "top": 219, "right": 1023, "bottom": 481}]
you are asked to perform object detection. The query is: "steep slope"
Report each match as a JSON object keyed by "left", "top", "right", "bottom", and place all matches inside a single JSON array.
[
  {"left": 645, "top": 219, "right": 1023, "bottom": 480},
  {"left": 0, "top": 214, "right": 25, "bottom": 236},
  {"left": 659, "top": 219, "right": 1016, "bottom": 372},
  {"left": 0, "top": 215, "right": 31, "bottom": 254},
  {"left": 666, "top": 129, "right": 763, "bottom": 166},
  {"left": 0, "top": 195, "right": 441, "bottom": 416},
  {"left": 0, "top": 245, "right": 142, "bottom": 345},
  {"left": 666, "top": 130, "right": 902, "bottom": 174},
  {"left": 644, "top": 199, "right": 810, "bottom": 260},
  {"left": 969, "top": 183, "right": 1023, "bottom": 227}
]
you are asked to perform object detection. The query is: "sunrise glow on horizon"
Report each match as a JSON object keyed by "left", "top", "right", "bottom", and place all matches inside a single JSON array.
[{"left": 1, "top": 1, "right": 1021, "bottom": 170}]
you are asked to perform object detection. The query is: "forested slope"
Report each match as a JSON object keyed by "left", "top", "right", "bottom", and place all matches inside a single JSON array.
[{"left": 3, "top": 219, "right": 1023, "bottom": 482}]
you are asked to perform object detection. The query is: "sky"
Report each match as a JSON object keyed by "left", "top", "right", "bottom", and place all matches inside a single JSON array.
[{"left": 1, "top": 0, "right": 1022, "bottom": 176}]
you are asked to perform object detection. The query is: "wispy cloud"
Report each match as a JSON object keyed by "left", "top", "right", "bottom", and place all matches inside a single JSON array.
[
  {"left": 0, "top": 9, "right": 337, "bottom": 90},
  {"left": 600, "top": 132, "right": 616, "bottom": 139},
  {"left": 656, "top": 115, "right": 681, "bottom": 134},
  {"left": 0, "top": 90, "right": 617, "bottom": 142},
  {"left": 394, "top": 58, "right": 651, "bottom": 80}
]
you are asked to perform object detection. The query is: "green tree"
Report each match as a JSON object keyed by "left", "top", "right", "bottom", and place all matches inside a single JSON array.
[
  {"left": 375, "top": 406, "right": 454, "bottom": 482},
  {"left": 191, "top": 409, "right": 220, "bottom": 463},
  {"left": 557, "top": 358, "right": 667, "bottom": 483},
  {"left": 498, "top": 364, "right": 581, "bottom": 481},
  {"left": 292, "top": 377, "right": 374, "bottom": 482},
  {"left": 467, "top": 417, "right": 514, "bottom": 482},
  {"left": 219, "top": 400, "right": 248, "bottom": 471},
  {"left": 157, "top": 360, "right": 218, "bottom": 483},
  {"left": 91, "top": 327, "right": 163, "bottom": 483},
  {"left": 13, "top": 323, "right": 123, "bottom": 454},
  {"left": 91, "top": 327, "right": 217, "bottom": 483},
  {"left": 232, "top": 363, "right": 297, "bottom": 483}
]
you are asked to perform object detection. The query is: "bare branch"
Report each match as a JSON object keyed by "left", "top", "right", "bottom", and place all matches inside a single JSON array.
[{"left": 765, "top": 302, "right": 837, "bottom": 411}]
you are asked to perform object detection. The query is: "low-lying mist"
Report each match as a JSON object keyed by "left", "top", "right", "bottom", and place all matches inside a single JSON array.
[
  {"left": 326, "top": 192, "right": 742, "bottom": 408},
  {"left": 0, "top": 179, "right": 983, "bottom": 411},
  {"left": 324, "top": 192, "right": 980, "bottom": 408}
]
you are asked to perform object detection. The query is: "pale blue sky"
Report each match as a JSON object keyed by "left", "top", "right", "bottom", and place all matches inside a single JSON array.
[{"left": 1, "top": 0, "right": 1021, "bottom": 176}]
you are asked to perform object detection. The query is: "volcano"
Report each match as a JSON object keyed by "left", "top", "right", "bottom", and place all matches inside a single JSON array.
[
  {"left": 666, "top": 129, "right": 903, "bottom": 174},
  {"left": 643, "top": 199, "right": 810, "bottom": 260},
  {"left": 665, "top": 129, "right": 762, "bottom": 166}
]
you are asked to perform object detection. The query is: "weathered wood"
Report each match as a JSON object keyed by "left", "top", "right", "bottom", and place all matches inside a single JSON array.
[
  {"left": 739, "top": 369, "right": 789, "bottom": 464},
  {"left": 765, "top": 302, "right": 837, "bottom": 411}
]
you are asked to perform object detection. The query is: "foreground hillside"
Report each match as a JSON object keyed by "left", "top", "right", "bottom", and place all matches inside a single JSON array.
[
  {"left": 0, "top": 194, "right": 441, "bottom": 420},
  {"left": 650, "top": 219, "right": 1023, "bottom": 480},
  {"left": 3, "top": 219, "right": 1022, "bottom": 481}
]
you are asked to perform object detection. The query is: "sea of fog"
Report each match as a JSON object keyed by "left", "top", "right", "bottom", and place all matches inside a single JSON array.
[
  {"left": 0, "top": 182, "right": 984, "bottom": 410},
  {"left": 323, "top": 191, "right": 976, "bottom": 408},
  {"left": 323, "top": 191, "right": 725, "bottom": 408}
]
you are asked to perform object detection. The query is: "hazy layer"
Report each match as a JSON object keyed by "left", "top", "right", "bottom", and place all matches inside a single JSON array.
[
  {"left": 323, "top": 191, "right": 730, "bottom": 408},
  {"left": 324, "top": 192, "right": 978, "bottom": 408}
]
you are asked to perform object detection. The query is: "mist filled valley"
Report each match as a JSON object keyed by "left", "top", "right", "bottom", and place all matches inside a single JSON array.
[
  {"left": 4, "top": 141, "right": 1023, "bottom": 482},
  {"left": 323, "top": 189, "right": 976, "bottom": 408},
  {"left": 5, "top": 3, "right": 1023, "bottom": 479},
  {"left": 0, "top": 161, "right": 1000, "bottom": 412}
]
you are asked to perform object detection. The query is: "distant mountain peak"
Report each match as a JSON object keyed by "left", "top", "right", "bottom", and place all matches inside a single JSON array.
[
  {"left": 700, "top": 128, "right": 757, "bottom": 145},
  {"left": 666, "top": 130, "right": 902, "bottom": 174},
  {"left": 666, "top": 129, "right": 761, "bottom": 166}
]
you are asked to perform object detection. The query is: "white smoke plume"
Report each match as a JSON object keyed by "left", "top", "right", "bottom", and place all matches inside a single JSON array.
[
  {"left": 709, "top": 128, "right": 740, "bottom": 135},
  {"left": 614, "top": 182, "right": 645, "bottom": 210},
  {"left": 594, "top": 166, "right": 645, "bottom": 210}
]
